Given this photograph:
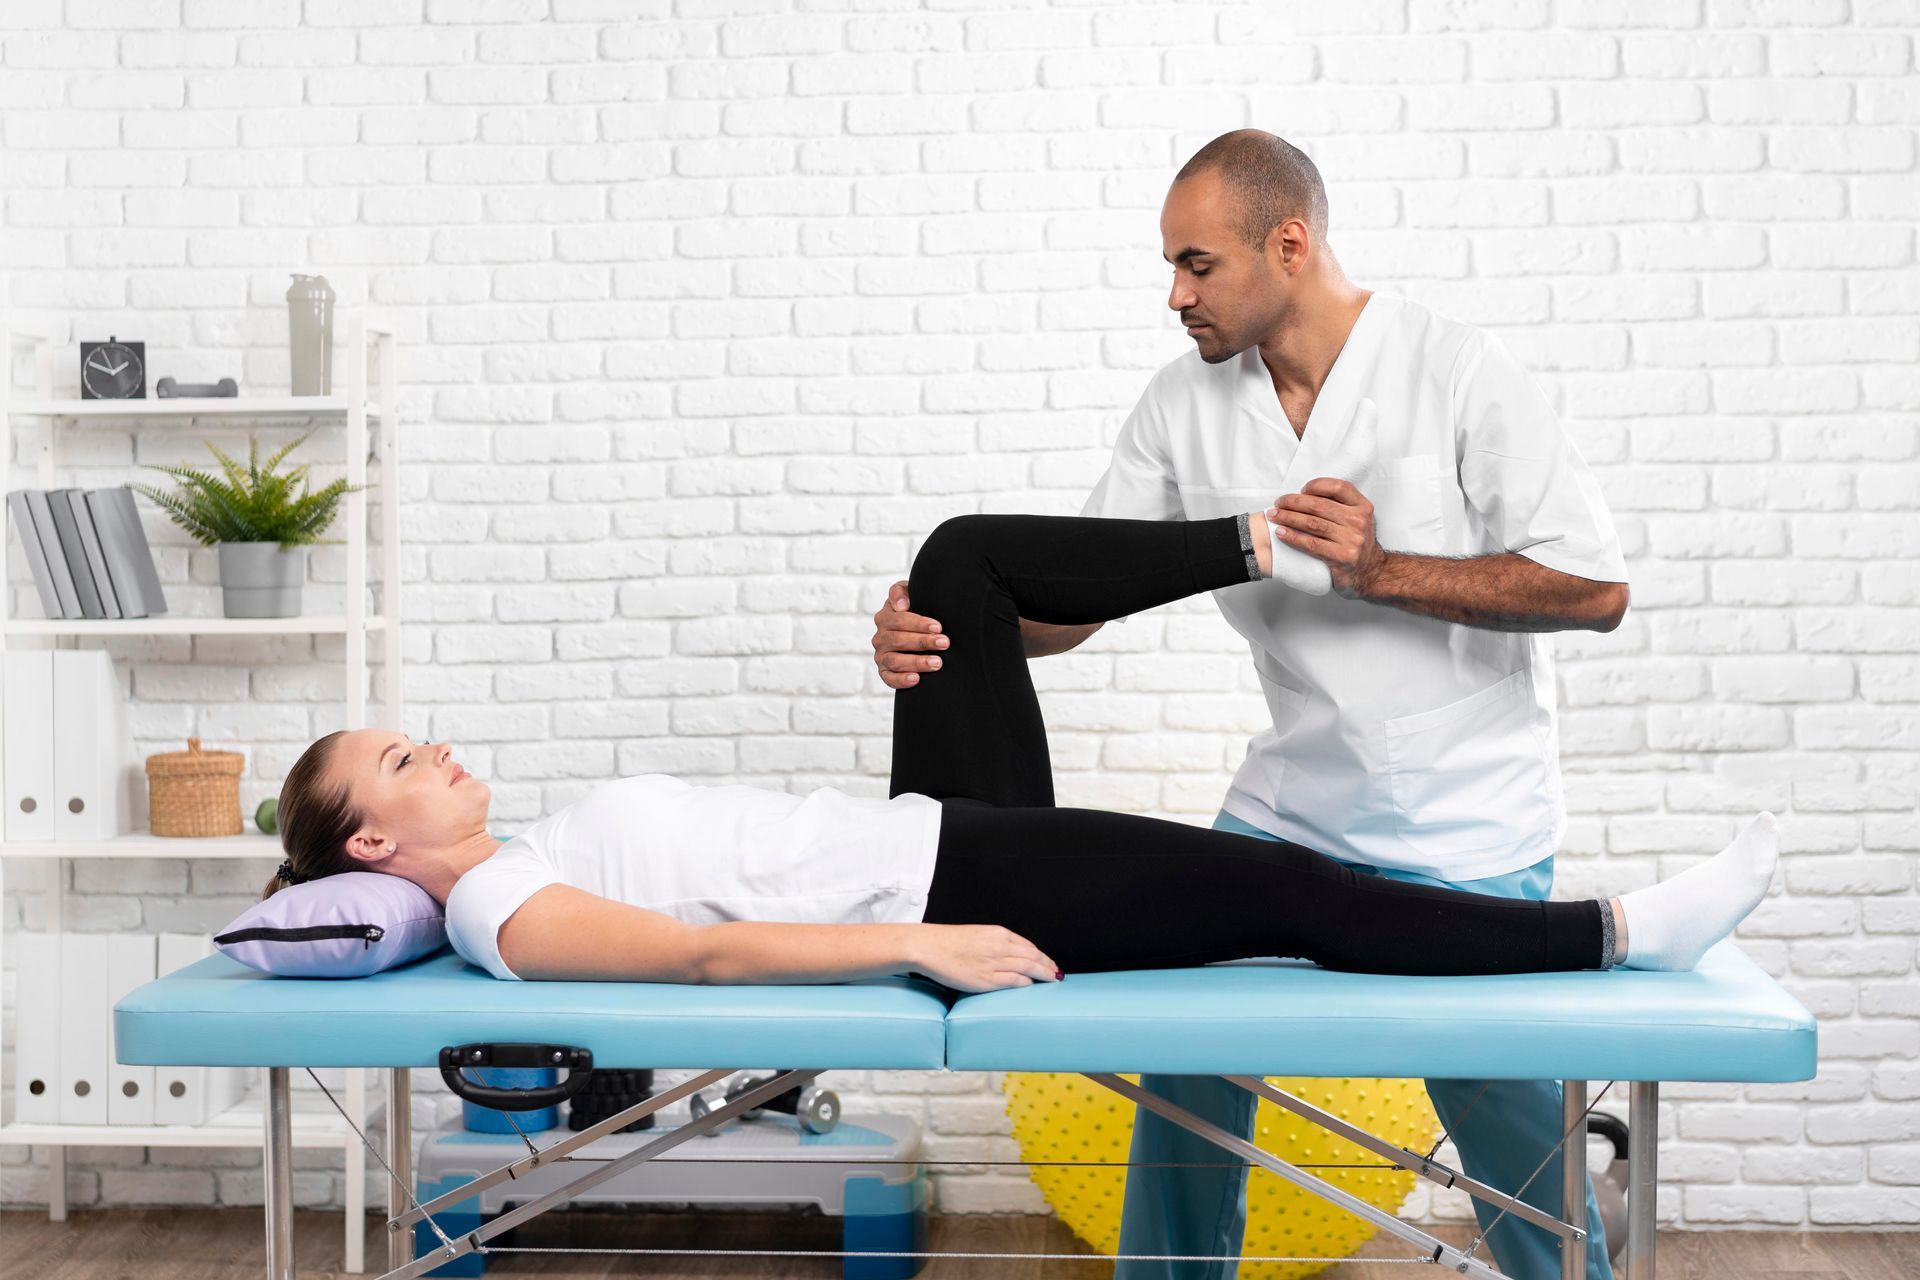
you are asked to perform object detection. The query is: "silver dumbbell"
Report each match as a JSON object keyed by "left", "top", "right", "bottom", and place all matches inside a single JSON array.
[
  {"left": 795, "top": 1084, "right": 840, "bottom": 1134},
  {"left": 687, "top": 1072, "right": 841, "bottom": 1135}
]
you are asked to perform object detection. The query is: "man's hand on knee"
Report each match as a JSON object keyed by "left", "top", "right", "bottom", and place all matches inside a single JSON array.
[{"left": 872, "top": 580, "right": 949, "bottom": 689}]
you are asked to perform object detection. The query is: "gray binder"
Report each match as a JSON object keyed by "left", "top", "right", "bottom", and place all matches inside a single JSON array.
[
  {"left": 45, "top": 493, "right": 104, "bottom": 619},
  {"left": 59, "top": 489, "right": 121, "bottom": 619},
  {"left": 23, "top": 490, "right": 80, "bottom": 618},
  {"left": 92, "top": 486, "right": 167, "bottom": 617},
  {"left": 6, "top": 490, "right": 64, "bottom": 618},
  {"left": 83, "top": 489, "right": 146, "bottom": 619}
]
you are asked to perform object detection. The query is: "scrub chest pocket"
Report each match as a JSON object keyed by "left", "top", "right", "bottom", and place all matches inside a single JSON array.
[{"left": 1368, "top": 454, "right": 1448, "bottom": 553}]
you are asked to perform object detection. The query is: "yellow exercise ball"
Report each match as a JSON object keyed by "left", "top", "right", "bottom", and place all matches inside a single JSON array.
[{"left": 1003, "top": 1073, "right": 1439, "bottom": 1280}]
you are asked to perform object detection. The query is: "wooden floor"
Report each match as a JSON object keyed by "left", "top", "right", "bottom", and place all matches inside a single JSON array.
[{"left": 5, "top": 1207, "right": 1917, "bottom": 1278}]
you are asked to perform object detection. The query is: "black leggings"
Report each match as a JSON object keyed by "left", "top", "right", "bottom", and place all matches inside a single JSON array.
[{"left": 891, "top": 513, "right": 1604, "bottom": 977}]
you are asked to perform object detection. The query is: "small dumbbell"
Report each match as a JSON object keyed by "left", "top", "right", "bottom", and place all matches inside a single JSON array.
[{"left": 687, "top": 1072, "right": 840, "bottom": 1135}]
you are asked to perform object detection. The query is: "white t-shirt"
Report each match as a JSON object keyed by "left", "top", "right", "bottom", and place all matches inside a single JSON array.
[
  {"left": 445, "top": 775, "right": 946, "bottom": 980},
  {"left": 1081, "top": 290, "right": 1628, "bottom": 882}
]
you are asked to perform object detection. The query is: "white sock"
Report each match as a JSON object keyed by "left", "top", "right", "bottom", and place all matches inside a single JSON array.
[
  {"left": 1268, "top": 398, "right": 1380, "bottom": 594},
  {"left": 1615, "top": 811, "right": 1779, "bottom": 971}
]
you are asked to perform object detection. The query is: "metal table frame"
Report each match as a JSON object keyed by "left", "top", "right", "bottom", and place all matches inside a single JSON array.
[{"left": 256, "top": 1067, "right": 1662, "bottom": 1280}]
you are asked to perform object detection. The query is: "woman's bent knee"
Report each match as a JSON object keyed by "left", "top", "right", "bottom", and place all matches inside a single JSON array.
[{"left": 909, "top": 514, "right": 998, "bottom": 591}]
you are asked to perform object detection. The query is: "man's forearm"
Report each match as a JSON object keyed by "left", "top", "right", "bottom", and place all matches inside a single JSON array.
[
  {"left": 1357, "top": 551, "right": 1628, "bottom": 633},
  {"left": 1020, "top": 618, "right": 1102, "bottom": 658}
]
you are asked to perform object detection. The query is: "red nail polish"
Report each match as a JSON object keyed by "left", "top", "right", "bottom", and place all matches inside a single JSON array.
[{"left": 1054, "top": 969, "right": 1064, "bottom": 980}]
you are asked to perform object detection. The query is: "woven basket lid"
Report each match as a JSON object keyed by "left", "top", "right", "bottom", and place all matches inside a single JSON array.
[{"left": 146, "top": 737, "right": 244, "bottom": 778}]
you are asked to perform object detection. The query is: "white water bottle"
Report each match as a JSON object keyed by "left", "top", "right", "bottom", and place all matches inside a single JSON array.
[{"left": 286, "top": 273, "right": 335, "bottom": 395}]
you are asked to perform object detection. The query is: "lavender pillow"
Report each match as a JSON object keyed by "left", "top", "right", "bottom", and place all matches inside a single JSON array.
[{"left": 214, "top": 871, "right": 448, "bottom": 978}]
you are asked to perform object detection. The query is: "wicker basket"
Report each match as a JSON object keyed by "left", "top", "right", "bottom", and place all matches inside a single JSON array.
[{"left": 145, "top": 737, "right": 245, "bottom": 837}]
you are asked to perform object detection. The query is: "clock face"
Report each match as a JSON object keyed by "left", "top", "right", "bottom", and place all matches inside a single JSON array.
[{"left": 82, "top": 341, "right": 145, "bottom": 399}]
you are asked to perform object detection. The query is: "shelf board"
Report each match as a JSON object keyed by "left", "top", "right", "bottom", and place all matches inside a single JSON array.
[
  {"left": 2, "top": 829, "right": 278, "bottom": 859},
  {"left": 3, "top": 614, "right": 388, "bottom": 636},
  {"left": 1, "top": 1086, "right": 364, "bottom": 1148},
  {"left": 7, "top": 396, "right": 383, "bottom": 419}
]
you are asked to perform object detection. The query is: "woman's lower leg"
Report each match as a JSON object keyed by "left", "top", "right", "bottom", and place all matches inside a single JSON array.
[{"left": 925, "top": 802, "right": 1607, "bottom": 976}]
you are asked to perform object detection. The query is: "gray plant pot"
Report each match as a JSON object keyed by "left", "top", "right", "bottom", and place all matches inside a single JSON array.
[{"left": 218, "top": 542, "right": 307, "bottom": 618}]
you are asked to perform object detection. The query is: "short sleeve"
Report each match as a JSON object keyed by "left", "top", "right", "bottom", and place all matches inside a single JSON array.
[
  {"left": 444, "top": 848, "right": 562, "bottom": 981},
  {"left": 1080, "top": 387, "right": 1181, "bottom": 523},
  {"left": 1079, "top": 387, "right": 1182, "bottom": 623},
  {"left": 1454, "top": 333, "right": 1629, "bottom": 584}
]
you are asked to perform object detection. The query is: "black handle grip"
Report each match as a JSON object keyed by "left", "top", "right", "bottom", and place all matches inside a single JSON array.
[
  {"left": 438, "top": 1042, "right": 595, "bottom": 1111},
  {"left": 753, "top": 1072, "right": 804, "bottom": 1116},
  {"left": 1587, "top": 1112, "right": 1630, "bottom": 1162}
]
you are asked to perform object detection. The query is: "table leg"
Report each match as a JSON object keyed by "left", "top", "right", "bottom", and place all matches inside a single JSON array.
[
  {"left": 1561, "top": 1079, "right": 1586, "bottom": 1280},
  {"left": 386, "top": 1068, "right": 413, "bottom": 1274},
  {"left": 1626, "top": 1082, "right": 1659, "bottom": 1280},
  {"left": 265, "top": 1067, "right": 293, "bottom": 1280}
]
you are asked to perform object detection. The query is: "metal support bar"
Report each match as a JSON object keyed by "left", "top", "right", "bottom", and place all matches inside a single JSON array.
[
  {"left": 1088, "top": 1073, "right": 1513, "bottom": 1280},
  {"left": 372, "top": 1067, "right": 820, "bottom": 1280},
  {"left": 385, "top": 1069, "right": 412, "bottom": 1275},
  {"left": 1560, "top": 1079, "right": 1587, "bottom": 1280},
  {"left": 265, "top": 1067, "right": 294, "bottom": 1280},
  {"left": 389, "top": 1067, "right": 733, "bottom": 1230},
  {"left": 344, "top": 315, "right": 368, "bottom": 729},
  {"left": 1226, "top": 1075, "right": 1582, "bottom": 1243},
  {"left": 1626, "top": 1083, "right": 1658, "bottom": 1280}
]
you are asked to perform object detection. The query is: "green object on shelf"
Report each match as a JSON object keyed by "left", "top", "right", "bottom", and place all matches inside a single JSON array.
[
  {"left": 131, "top": 430, "right": 362, "bottom": 550},
  {"left": 255, "top": 796, "right": 279, "bottom": 835}
]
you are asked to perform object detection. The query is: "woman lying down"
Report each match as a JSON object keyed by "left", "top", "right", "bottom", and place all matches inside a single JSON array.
[{"left": 267, "top": 511, "right": 1778, "bottom": 993}]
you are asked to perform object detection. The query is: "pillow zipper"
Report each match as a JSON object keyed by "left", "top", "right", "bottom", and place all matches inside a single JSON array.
[{"left": 214, "top": 924, "right": 387, "bottom": 951}]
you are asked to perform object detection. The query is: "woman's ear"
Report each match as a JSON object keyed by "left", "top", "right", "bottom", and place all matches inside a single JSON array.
[{"left": 344, "top": 831, "right": 394, "bottom": 865}]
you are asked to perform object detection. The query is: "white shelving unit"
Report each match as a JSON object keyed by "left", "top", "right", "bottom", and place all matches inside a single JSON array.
[{"left": 0, "top": 317, "right": 401, "bottom": 1274}]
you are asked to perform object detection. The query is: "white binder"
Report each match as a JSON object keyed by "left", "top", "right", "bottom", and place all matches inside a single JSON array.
[
  {"left": 152, "top": 933, "right": 209, "bottom": 1124},
  {"left": 106, "top": 933, "right": 157, "bottom": 1125},
  {"left": 12, "top": 932, "right": 62, "bottom": 1124},
  {"left": 58, "top": 932, "right": 111, "bottom": 1125},
  {"left": 3, "top": 648, "right": 55, "bottom": 842},
  {"left": 152, "top": 933, "right": 249, "bottom": 1123},
  {"left": 52, "top": 648, "right": 129, "bottom": 842}
]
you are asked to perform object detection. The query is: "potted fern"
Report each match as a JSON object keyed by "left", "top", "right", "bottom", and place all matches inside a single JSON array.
[{"left": 133, "top": 430, "right": 362, "bottom": 619}]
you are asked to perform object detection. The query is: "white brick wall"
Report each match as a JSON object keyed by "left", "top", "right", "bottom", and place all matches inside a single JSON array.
[{"left": 3, "top": 0, "right": 1917, "bottom": 1234}]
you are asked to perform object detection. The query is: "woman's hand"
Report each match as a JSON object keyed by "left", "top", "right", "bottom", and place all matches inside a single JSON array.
[{"left": 911, "top": 924, "right": 1062, "bottom": 993}]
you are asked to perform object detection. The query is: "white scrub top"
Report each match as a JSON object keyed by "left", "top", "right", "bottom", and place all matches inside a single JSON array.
[
  {"left": 445, "top": 774, "right": 945, "bottom": 980},
  {"left": 1081, "top": 290, "right": 1628, "bottom": 881}
]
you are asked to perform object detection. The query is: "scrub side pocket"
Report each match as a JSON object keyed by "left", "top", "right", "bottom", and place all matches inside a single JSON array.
[{"left": 1382, "top": 668, "right": 1555, "bottom": 857}]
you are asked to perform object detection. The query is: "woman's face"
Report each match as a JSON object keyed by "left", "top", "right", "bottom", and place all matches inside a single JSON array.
[{"left": 329, "top": 728, "right": 490, "bottom": 864}]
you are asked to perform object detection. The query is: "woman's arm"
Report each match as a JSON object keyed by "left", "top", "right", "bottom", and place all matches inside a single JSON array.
[
  {"left": 496, "top": 883, "right": 1061, "bottom": 991},
  {"left": 695, "top": 920, "right": 930, "bottom": 984},
  {"left": 496, "top": 885, "right": 704, "bottom": 981},
  {"left": 499, "top": 884, "right": 906, "bottom": 983}
]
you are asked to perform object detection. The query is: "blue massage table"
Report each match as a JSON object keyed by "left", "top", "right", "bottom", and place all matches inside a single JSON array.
[{"left": 115, "top": 940, "right": 1815, "bottom": 1280}]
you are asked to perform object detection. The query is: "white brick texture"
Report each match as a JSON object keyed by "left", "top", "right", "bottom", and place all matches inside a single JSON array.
[{"left": 2, "top": 0, "right": 1915, "bottom": 1232}]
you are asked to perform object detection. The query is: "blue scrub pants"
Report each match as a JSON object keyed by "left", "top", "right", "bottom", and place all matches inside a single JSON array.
[{"left": 1112, "top": 809, "right": 1616, "bottom": 1280}]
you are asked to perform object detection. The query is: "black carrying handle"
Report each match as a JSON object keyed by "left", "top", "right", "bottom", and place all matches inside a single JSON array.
[
  {"left": 1587, "top": 1112, "right": 1630, "bottom": 1162},
  {"left": 438, "top": 1042, "right": 595, "bottom": 1111}
]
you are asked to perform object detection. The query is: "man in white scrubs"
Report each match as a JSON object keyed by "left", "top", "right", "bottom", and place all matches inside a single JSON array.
[{"left": 870, "top": 129, "right": 1630, "bottom": 1280}]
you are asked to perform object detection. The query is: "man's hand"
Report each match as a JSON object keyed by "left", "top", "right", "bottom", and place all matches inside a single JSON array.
[
  {"left": 871, "top": 580, "right": 949, "bottom": 690},
  {"left": 1266, "top": 477, "right": 1390, "bottom": 599}
]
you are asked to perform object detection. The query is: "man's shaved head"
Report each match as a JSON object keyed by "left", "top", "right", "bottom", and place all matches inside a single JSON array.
[{"left": 1174, "top": 129, "right": 1329, "bottom": 252}]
